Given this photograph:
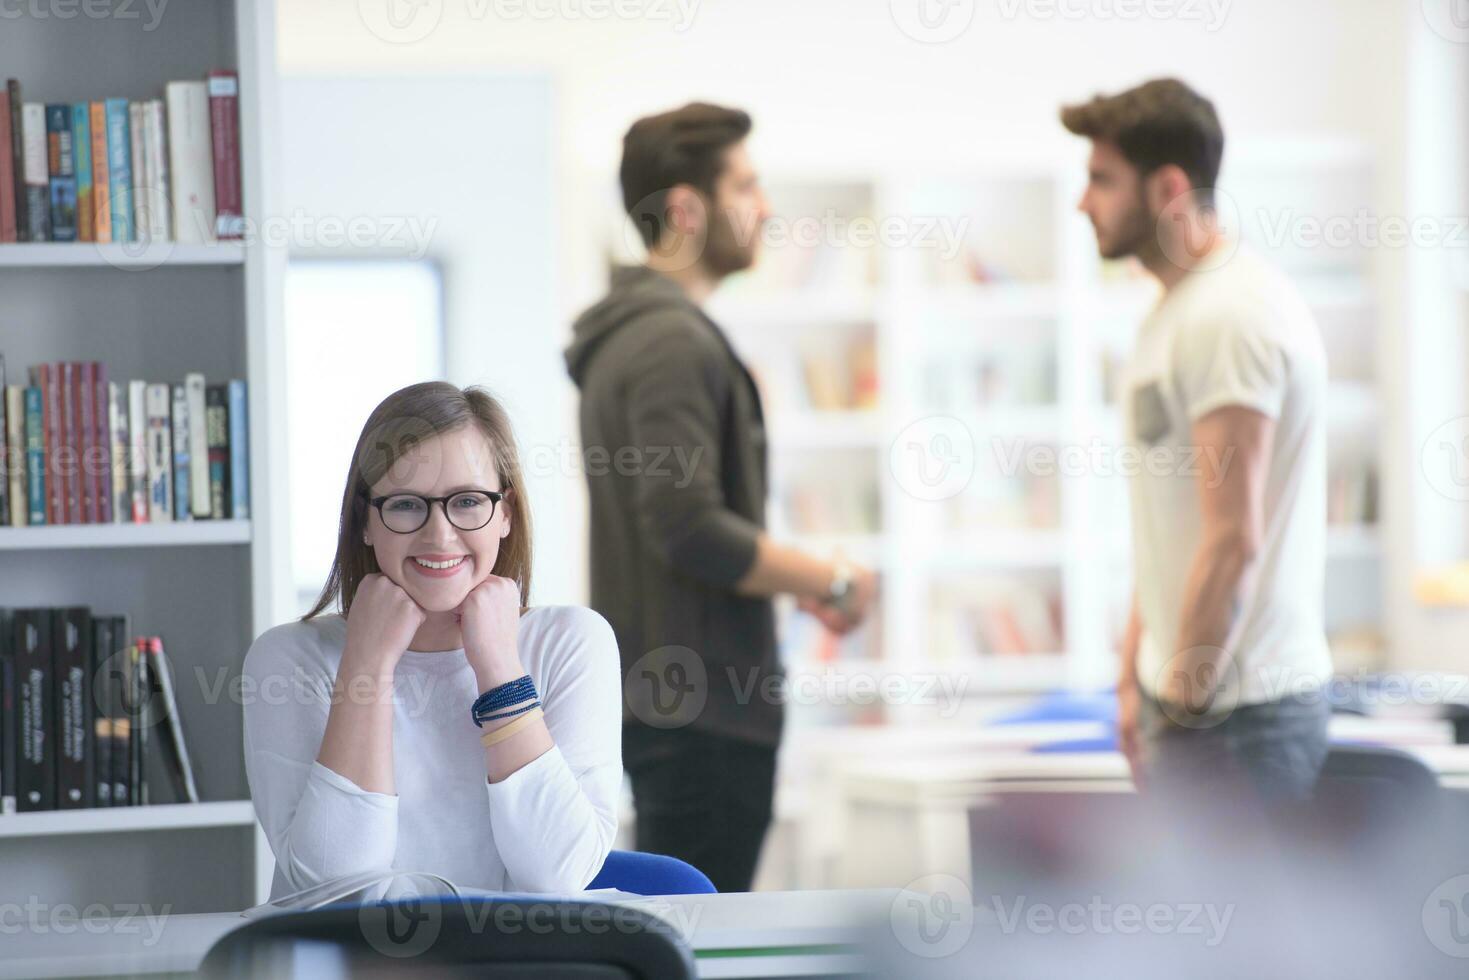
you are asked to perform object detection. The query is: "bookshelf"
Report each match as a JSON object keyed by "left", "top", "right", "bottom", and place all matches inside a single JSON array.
[
  {"left": 699, "top": 139, "right": 1388, "bottom": 724},
  {"left": 0, "top": 0, "right": 284, "bottom": 914}
]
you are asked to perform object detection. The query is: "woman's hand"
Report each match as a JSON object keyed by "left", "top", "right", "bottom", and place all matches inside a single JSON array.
[
  {"left": 458, "top": 574, "right": 525, "bottom": 687},
  {"left": 1117, "top": 679, "right": 1147, "bottom": 792},
  {"left": 343, "top": 573, "right": 428, "bottom": 675}
]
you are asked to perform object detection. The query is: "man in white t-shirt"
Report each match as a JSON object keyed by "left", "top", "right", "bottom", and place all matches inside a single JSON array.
[{"left": 1061, "top": 79, "right": 1333, "bottom": 803}]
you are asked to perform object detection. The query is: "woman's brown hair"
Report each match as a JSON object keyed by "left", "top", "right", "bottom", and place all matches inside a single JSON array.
[{"left": 301, "top": 382, "right": 533, "bottom": 621}]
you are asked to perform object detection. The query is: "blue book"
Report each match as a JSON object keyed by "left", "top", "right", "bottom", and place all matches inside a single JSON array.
[
  {"left": 44, "top": 104, "right": 76, "bottom": 242},
  {"left": 70, "top": 101, "right": 92, "bottom": 241},
  {"left": 23, "top": 387, "right": 44, "bottom": 525},
  {"left": 103, "top": 98, "right": 131, "bottom": 243},
  {"left": 227, "top": 380, "right": 249, "bottom": 520},
  {"left": 171, "top": 384, "right": 190, "bottom": 521}
]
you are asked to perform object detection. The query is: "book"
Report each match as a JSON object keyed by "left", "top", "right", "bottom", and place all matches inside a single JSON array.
[
  {"left": 0, "top": 354, "right": 7, "bottom": 523},
  {"left": 170, "top": 384, "right": 192, "bottom": 521},
  {"left": 105, "top": 616, "right": 130, "bottom": 807},
  {"left": 31, "top": 364, "right": 62, "bottom": 524},
  {"left": 142, "top": 100, "right": 170, "bottom": 241},
  {"left": 60, "top": 362, "right": 80, "bottom": 523},
  {"left": 23, "top": 386, "right": 44, "bottom": 525},
  {"left": 44, "top": 104, "right": 77, "bottom": 242},
  {"left": 21, "top": 102, "right": 50, "bottom": 242},
  {"left": 145, "top": 383, "right": 172, "bottom": 522},
  {"left": 53, "top": 607, "right": 93, "bottom": 809},
  {"left": 0, "top": 95, "right": 16, "bottom": 242},
  {"left": 128, "top": 639, "right": 147, "bottom": 806},
  {"left": 146, "top": 637, "right": 198, "bottom": 804},
  {"left": 126, "top": 380, "right": 148, "bottom": 522},
  {"left": 92, "top": 363, "right": 112, "bottom": 523},
  {"left": 185, "top": 373, "right": 210, "bottom": 516},
  {"left": 7, "top": 81, "right": 24, "bottom": 241},
  {"left": 89, "top": 101, "right": 110, "bottom": 244},
  {"left": 5, "top": 385, "right": 23, "bottom": 526},
  {"left": 165, "top": 82, "right": 214, "bottom": 244},
  {"left": 108, "top": 381, "right": 129, "bottom": 523},
  {"left": 104, "top": 98, "right": 132, "bottom": 244},
  {"left": 72, "top": 101, "right": 93, "bottom": 242},
  {"left": 0, "top": 608, "right": 15, "bottom": 813},
  {"left": 228, "top": 379, "right": 249, "bottom": 519},
  {"left": 207, "top": 71, "right": 242, "bottom": 240},
  {"left": 206, "top": 385, "right": 229, "bottom": 518},
  {"left": 78, "top": 362, "right": 98, "bottom": 523},
  {"left": 90, "top": 617, "right": 113, "bottom": 806},
  {"left": 128, "top": 102, "right": 146, "bottom": 242},
  {"left": 14, "top": 609, "right": 54, "bottom": 811}
]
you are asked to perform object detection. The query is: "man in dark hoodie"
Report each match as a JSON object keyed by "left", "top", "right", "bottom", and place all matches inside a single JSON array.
[{"left": 565, "top": 102, "right": 878, "bottom": 892}]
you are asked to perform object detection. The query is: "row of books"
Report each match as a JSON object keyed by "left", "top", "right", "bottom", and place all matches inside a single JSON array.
[
  {"left": 0, "top": 359, "right": 249, "bottom": 527},
  {"left": 0, "top": 607, "right": 198, "bottom": 813},
  {"left": 0, "top": 73, "right": 242, "bottom": 245},
  {"left": 932, "top": 581, "right": 1065, "bottom": 657}
]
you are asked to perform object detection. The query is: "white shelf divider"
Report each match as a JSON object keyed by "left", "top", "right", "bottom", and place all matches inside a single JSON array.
[
  {"left": 0, "top": 521, "right": 252, "bottom": 550},
  {"left": 0, "top": 801, "right": 258, "bottom": 839},
  {"left": 0, "top": 243, "right": 246, "bottom": 268}
]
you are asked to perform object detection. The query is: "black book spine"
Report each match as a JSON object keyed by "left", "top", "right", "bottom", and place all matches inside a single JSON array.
[
  {"left": 134, "top": 643, "right": 149, "bottom": 806},
  {"left": 55, "top": 607, "right": 93, "bottom": 808},
  {"left": 7, "top": 81, "right": 23, "bottom": 242},
  {"left": 110, "top": 618, "right": 130, "bottom": 807},
  {"left": 1, "top": 608, "right": 15, "bottom": 814},
  {"left": 15, "top": 609, "right": 54, "bottom": 811},
  {"left": 90, "top": 617, "right": 113, "bottom": 807}
]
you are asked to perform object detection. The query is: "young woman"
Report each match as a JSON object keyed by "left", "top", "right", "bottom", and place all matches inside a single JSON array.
[{"left": 242, "top": 382, "right": 622, "bottom": 900}]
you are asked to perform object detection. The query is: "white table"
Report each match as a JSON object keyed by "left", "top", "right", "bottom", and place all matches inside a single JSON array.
[
  {"left": 0, "top": 888, "right": 896, "bottom": 980},
  {"left": 834, "top": 740, "right": 1469, "bottom": 888}
]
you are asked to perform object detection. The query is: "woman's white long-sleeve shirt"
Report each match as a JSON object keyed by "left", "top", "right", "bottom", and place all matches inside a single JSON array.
[{"left": 241, "top": 605, "right": 622, "bottom": 900}]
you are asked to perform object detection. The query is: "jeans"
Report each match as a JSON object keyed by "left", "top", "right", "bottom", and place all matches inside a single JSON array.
[
  {"left": 1138, "top": 686, "right": 1331, "bottom": 805},
  {"left": 623, "top": 726, "right": 778, "bottom": 893}
]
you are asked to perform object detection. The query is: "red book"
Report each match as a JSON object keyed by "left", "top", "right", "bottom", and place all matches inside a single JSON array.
[
  {"left": 78, "top": 362, "right": 98, "bottom": 523},
  {"left": 60, "top": 363, "right": 80, "bottom": 524},
  {"left": 207, "top": 71, "right": 242, "bottom": 240},
  {"left": 93, "top": 362, "right": 112, "bottom": 523},
  {"left": 0, "top": 97, "right": 15, "bottom": 242},
  {"left": 30, "top": 364, "right": 62, "bottom": 524}
]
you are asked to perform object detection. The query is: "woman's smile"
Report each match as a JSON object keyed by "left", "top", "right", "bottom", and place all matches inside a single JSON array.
[{"left": 408, "top": 553, "right": 472, "bottom": 578}]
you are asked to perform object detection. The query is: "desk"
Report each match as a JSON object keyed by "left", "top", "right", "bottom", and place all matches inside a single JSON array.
[
  {"left": 834, "top": 743, "right": 1469, "bottom": 888},
  {"left": 0, "top": 888, "right": 895, "bottom": 980}
]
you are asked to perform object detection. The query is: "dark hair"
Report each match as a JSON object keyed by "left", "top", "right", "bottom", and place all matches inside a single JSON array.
[
  {"left": 301, "top": 382, "right": 534, "bottom": 621},
  {"left": 620, "top": 102, "right": 753, "bottom": 249},
  {"left": 1060, "top": 78, "right": 1224, "bottom": 202}
]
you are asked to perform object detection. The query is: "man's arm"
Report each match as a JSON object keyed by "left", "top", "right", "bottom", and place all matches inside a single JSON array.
[{"left": 1158, "top": 404, "right": 1274, "bottom": 707}]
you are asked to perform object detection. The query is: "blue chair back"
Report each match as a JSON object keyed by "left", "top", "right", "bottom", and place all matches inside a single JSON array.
[{"left": 588, "top": 850, "right": 716, "bottom": 895}]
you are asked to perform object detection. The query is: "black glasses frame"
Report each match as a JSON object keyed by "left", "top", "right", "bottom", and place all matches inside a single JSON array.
[{"left": 364, "top": 489, "right": 508, "bottom": 534}]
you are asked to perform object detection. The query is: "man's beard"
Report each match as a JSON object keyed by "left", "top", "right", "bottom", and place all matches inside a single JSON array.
[
  {"left": 701, "top": 208, "right": 758, "bottom": 277},
  {"left": 1100, "top": 202, "right": 1158, "bottom": 262}
]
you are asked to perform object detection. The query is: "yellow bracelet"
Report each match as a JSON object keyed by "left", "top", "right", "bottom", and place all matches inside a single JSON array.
[{"left": 479, "top": 707, "right": 544, "bottom": 748}]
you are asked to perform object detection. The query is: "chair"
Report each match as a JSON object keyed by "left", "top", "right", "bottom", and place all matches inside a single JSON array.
[
  {"left": 588, "top": 850, "right": 716, "bottom": 895},
  {"left": 200, "top": 896, "right": 696, "bottom": 980}
]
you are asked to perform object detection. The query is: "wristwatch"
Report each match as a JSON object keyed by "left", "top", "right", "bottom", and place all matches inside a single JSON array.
[{"left": 825, "top": 560, "right": 857, "bottom": 618}]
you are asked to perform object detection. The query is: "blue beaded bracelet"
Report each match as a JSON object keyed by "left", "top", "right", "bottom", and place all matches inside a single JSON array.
[
  {"left": 471, "top": 675, "right": 539, "bottom": 728},
  {"left": 482, "top": 700, "right": 542, "bottom": 723}
]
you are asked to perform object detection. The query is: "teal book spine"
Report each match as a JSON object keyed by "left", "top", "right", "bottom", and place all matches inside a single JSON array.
[
  {"left": 227, "top": 380, "right": 248, "bottom": 519},
  {"left": 23, "top": 386, "right": 44, "bottom": 525},
  {"left": 104, "top": 98, "right": 131, "bottom": 243},
  {"left": 70, "top": 101, "right": 91, "bottom": 241}
]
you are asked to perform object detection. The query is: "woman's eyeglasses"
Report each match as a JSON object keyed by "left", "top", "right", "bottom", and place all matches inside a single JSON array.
[{"left": 365, "top": 489, "right": 508, "bottom": 534}]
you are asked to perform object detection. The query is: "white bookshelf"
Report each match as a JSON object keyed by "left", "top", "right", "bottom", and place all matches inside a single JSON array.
[
  {"left": 0, "top": 0, "right": 285, "bottom": 915},
  {"left": 703, "top": 139, "right": 1388, "bottom": 717}
]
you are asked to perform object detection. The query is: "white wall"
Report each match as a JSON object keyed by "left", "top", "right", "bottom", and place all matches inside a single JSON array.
[{"left": 273, "top": 1, "right": 1469, "bottom": 671}]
